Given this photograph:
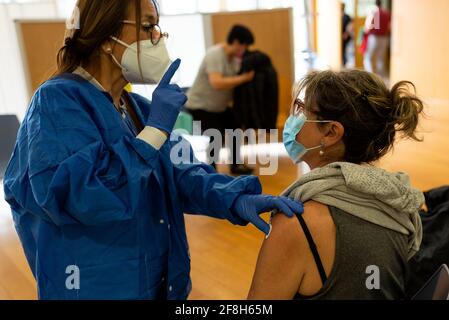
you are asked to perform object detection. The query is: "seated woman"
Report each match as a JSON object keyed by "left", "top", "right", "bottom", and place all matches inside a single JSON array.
[{"left": 248, "top": 69, "right": 425, "bottom": 300}]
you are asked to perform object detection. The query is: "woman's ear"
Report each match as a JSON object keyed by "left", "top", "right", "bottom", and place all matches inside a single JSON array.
[
  {"left": 101, "top": 40, "right": 113, "bottom": 55},
  {"left": 322, "top": 121, "right": 345, "bottom": 148}
]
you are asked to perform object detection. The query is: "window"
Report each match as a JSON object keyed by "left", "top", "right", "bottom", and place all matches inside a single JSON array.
[
  {"left": 197, "top": 0, "right": 221, "bottom": 13},
  {"left": 225, "top": 0, "right": 257, "bottom": 11},
  {"left": 56, "top": 0, "right": 77, "bottom": 18},
  {"left": 159, "top": 0, "right": 197, "bottom": 15},
  {"left": 258, "top": 0, "right": 295, "bottom": 9}
]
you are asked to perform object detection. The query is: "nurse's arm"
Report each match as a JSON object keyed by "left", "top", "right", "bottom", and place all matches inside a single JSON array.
[
  {"left": 171, "top": 138, "right": 261, "bottom": 225},
  {"left": 176, "top": 166, "right": 261, "bottom": 225}
]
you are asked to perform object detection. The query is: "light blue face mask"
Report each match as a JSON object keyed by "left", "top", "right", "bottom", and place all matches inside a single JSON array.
[{"left": 283, "top": 111, "right": 332, "bottom": 164}]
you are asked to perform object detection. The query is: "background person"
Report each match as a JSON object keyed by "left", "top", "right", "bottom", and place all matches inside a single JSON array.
[
  {"left": 364, "top": 0, "right": 391, "bottom": 76},
  {"left": 342, "top": 2, "right": 354, "bottom": 67},
  {"left": 186, "top": 25, "right": 256, "bottom": 175}
]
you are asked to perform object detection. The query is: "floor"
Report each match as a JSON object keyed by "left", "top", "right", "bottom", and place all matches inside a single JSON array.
[{"left": 0, "top": 100, "right": 447, "bottom": 300}]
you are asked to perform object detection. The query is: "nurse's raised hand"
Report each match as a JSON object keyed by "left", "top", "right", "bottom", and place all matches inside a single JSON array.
[{"left": 146, "top": 59, "right": 187, "bottom": 134}]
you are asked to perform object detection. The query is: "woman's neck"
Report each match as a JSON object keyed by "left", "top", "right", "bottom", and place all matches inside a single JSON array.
[
  {"left": 307, "top": 157, "right": 343, "bottom": 170},
  {"left": 82, "top": 54, "right": 128, "bottom": 107}
]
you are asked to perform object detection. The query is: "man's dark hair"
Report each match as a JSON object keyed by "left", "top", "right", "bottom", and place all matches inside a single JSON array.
[
  {"left": 227, "top": 25, "right": 255, "bottom": 45},
  {"left": 376, "top": 0, "right": 382, "bottom": 7}
]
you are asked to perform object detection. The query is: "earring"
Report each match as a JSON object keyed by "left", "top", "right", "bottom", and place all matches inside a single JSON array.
[
  {"left": 105, "top": 47, "right": 112, "bottom": 54},
  {"left": 319, "top": 141, "right": 325, "bottom": 156}
]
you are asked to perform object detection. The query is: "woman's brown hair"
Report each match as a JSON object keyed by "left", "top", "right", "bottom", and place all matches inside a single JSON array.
[
  {"left": 56, "top": 0, "right": 158, "bottom": 75},
  {"left": 294, "top": 69, "right": 424, "bottom": 164}
]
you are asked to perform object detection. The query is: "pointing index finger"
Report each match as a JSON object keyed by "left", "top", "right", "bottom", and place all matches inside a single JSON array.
[{"left": 158, "top": 59, "right": 181, "bottom": 87}]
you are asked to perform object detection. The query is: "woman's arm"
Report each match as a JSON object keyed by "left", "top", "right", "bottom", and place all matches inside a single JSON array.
[
  {"left": 248, "top": 201, "right": 336, "bottom": 299},
  {"left": 247, "top": 212, "right": 306, "bottom": 299}
]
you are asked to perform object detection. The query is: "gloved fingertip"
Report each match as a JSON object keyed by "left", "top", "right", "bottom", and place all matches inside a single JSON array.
[
  {"left": 254, "top": 218, "right": 271, "bottom": 236},
  {"left": 159, "top": 59, "right": 181, "bottom": 87},
  {"left": 171, "top": 58, "right": 181, "bottom": 69},
  {"left": 290, "top": 203, "right": 303, "bottom": 213},
  {"left": 296, "top": 203, "right": 305, "bottom": 213},
  {"left": 275, "top": 199, "right": 295, "bottom": 218},
  {"left": 284, "top": 209, "right": 295, "bottom": 217},
  {"left": 285, "top": 198, "right": 305, "bottom": 214}
]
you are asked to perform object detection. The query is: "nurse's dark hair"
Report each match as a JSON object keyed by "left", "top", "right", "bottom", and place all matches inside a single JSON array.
[
  {"left": 56, "top": 0, "right": 159, "bottom": 75},
  {"left": 294, "top": 69, "right": 424, "bottom": 164}
]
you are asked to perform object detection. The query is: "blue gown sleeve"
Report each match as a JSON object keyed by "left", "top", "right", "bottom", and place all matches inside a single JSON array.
[
  {"left": 23, "top": 85, "right": 160, "bottom": 226},
  {"left": 168, "top": 135, "right": 262, "bottom": 225}
]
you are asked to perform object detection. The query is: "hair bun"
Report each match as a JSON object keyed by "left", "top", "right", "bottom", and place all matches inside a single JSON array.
[
  {"left": 64, "top": 37, "right": 76, "bottom": 48},
  {"left": 389, "top": 81, "right": 424, "bottom": 141}
]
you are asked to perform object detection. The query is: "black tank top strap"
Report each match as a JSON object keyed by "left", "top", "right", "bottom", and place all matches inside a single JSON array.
[{"left": 294, "top": 212, "right": 328, "bottom": 285}]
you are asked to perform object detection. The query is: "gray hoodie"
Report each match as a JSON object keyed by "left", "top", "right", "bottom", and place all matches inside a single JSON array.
[{"left": 280, "top": 162, "right": 424, "bottom": 260}]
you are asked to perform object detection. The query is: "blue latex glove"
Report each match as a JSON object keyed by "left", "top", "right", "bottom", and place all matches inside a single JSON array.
[
  {"left": 146, "top": 59, "right": 188, "bottom": 134},
  {"left": 231, "top": 195, "right": 304, "bottom": 237}
]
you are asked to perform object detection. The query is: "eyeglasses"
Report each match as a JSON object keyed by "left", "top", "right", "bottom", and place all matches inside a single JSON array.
[
  {"left": 292, "top": 98, "right": 306, "bottom": 117},
  {"left": 291, "top": 98, "right": 332, "bottom": 123},
  {"left": 122, "top": 20, "right": 169, "bottom": 45}
]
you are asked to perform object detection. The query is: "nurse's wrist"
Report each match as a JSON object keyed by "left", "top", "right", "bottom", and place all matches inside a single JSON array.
[{"left": 137, "top": 126, "right": 168, "bottom": 150}]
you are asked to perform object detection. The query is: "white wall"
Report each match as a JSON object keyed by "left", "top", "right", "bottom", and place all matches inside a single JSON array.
[
  {"left": 316, "top": 0, "right": 342, "bottom": 70},
  {"left": 0, "top": 1, "right": 58, "bottom": 120},
  {"left": 391, "top": 0, "right": 449, "bottom": 102}
]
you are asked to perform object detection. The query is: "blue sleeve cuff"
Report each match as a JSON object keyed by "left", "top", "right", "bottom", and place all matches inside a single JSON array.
[
  {"left": 222, "top": 175, "right": 263, "bottom": 225},
  {"left": 129, "top": 137, "right": 160, "bottom": 164}
]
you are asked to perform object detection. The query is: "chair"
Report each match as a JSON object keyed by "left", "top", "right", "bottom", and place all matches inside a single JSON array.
[
  {"left": 412, "top": 264, "right": 449, "bottom": 300},
  {"left": 0, "top": 115, "right": 20, "bottom": 179}
]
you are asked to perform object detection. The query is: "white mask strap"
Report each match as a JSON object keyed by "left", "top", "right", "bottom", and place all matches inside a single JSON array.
[
  {"left": 305, "top": 119, "right": 333, "bottom": 123},
  {"left": 109, "top": 52, "right": 124, "bottom": 71},
  {"left": 305, "top": 145, "right": 322, "bottom": 152},
  {"left": 110, "top": 36, "right": 134, "bottom": 51},
  {"left": 107, "top": 38, "right": 126, "bottom": 71}
]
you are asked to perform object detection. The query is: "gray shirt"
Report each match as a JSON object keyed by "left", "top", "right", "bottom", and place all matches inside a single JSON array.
[
  {"left": 186, "top": 45, "right": 240, "bottom": 113},
  {"left": 296, "top": 206, "right": 409, "bottom": 300}
]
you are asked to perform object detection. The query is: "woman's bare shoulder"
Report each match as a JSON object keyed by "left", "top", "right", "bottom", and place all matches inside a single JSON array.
[{"left": 271, "top": 200, "right": 334, "bottom": 232}]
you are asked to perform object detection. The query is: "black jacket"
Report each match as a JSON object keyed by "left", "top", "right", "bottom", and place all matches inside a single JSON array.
[
  {"left": 406, "top": 186, "right": 449, "bottom": 298},
  {"left": 233, "top": 50, "right": 279, "bottom": 130}
]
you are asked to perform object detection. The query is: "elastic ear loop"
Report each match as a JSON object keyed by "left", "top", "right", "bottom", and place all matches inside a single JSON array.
[
  {"left": 109, "top": 52, "right": 124, "bottom": 71},
  {"left": 305, "top": 120, "right": 331, "bottom": 157},
  {"left": 108, "top": 37, "right": 129, "bottom": 71}
]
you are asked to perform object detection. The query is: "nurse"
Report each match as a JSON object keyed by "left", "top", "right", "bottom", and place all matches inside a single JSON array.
[{"left": 3, "top": 0, "right": 303, "bottom": 300}]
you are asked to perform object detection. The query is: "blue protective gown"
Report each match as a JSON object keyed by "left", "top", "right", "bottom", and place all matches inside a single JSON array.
[{"left": 3, "top": 73, "right": 262, "bottom": 300}]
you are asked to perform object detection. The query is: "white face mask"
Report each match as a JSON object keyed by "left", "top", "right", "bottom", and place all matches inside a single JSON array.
[{"left": 110, "top": 36, "right": 172, "bottom": 84}]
